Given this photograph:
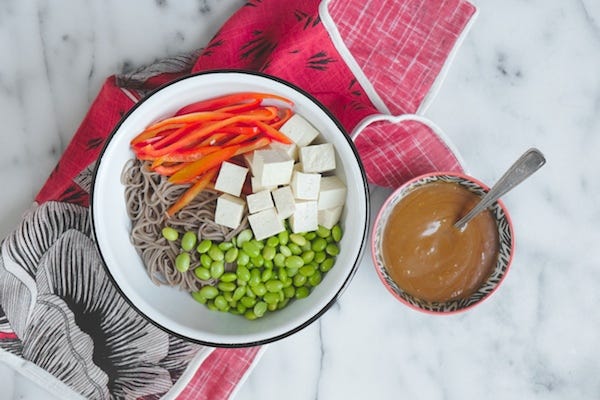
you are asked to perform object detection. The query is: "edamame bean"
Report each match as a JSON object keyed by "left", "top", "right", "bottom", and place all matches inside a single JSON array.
[
  {"left": 251, "top": 283, "right": 267, "bottom": 297},
  {"left": 312, "top": 238, "right": 327, "bottom": 252},
  {"left": 265, "top": 280, "right": 284, "bottom": 292},
  {"left": 263, "top": 292, "right": 280, "bottom": 305},
  {"left": 162, "top": 227, "right": 179, "bottom": 241},
  {"left": 316, "top": 226, "right": 330, "bottom": 238},
  {"left": 225, "top": 247, "right": 239, "bottom": 263},
  {"left": 314, "top": 251, "right": 326, "bottom": 264},
  {"left": 253, "top": 302, "right": 267, "bottom": 317},
  {"left": 206, "top": 300, "right": 218, "bottom": 311},
  {"left": 320, "top": 257, "right": 335, "bottom": 272},
  {"left": 245, "top": 286, "right": 256, "bottom": 298},
  {"left": 326, "top": 243, "right": 340, "bottom": 256},
  {"left": 262, "top": 245, "right": 276, "bottom": 261},
  {"left": 261, "top": 268, "right": 273, "bottom": 282},
  {"left": 237, "top": 250, "right": 250, "bottom": 266},
  {"left": 236, "top": 303, "right": 247, "bottom": 314},
  {"left": 223, "top": 291, "right": 234, "bottom": 303},
  {"left": 332, "top": 225, "right": 342, "bottom": 242},
  {"left": 250, "top": 239, "right": 264, "bottom": 250},
  {"left": 218, "top": 241, "right": 234, "bottom": 251},
  {"left": 233, "top": 286, "right": 246, "bottom": 301},
  {"left": 278, "top": 298, "right": 290, "bottom": 309},
  {"left": 237, "top": 229, "right": 253, "bottom": 247},
  {"left": 242, "top": 241, "right": 260, "bottom": 258},
  {"left": 273, "top": 253, "right": 286, "bottom": 267},
  {"left": 302, "top": 251, "right": 315, "bottom": 264},
  {"left": 194, "top": 267, "right": 211, "bottom": 281},
  {"left": 285, "top": 255, "right": 304, "bottom": 269},
  {"left": 309, "top": 270, "right": 322, "bottom": 286},
  {"left": 264, "top": 259, "right": 273, "bottom": 269},
  {"left": 288, "top": 243, "right": 302, "bottom": 255},
  {"left": 220, "top": 272, "right": 237, "bottom": 283},
  {"left": 236, "top": 265, "right": 251, "bottom": 282},
  {"left": 289, "top": 233, "right": 306, "bottom": 246},
  {"left": 293, "top": 273, "right": 307, "bottom": 287},
  {"left": 208, "top": 244, "right": 224, "bottom": 261},
  {"left": 283, "top": 286, "right": 295, "bottom": 298},
  {"left": 305, "top": 232, "right": 316, "bottom": 240},
  {"left": 299, "top": 264, "right": 316, "bottom": 277},
  {"left": 267, "top": 302, "right": 278, "bottom": 311},
  {"left": 278, "top": 230, "right": 289, "bottom": 245},
  {"left": 249, "top": 269, "right": 261, "bottom": 287},
  {"left": 301, "top": 241, "right": 312, "bottom": 252},
  {"left": 199, "top": 285, "right": 219, "bottom": 299},
  {"left": 175, "top": 252, "right": 190, "bottom": 272},
  {"left": 241, "top": 296, "right": 256, "bottom": 308},
  {"left": 181, "top": 231, "right": 197, "bottom": 251},
  {"left": 279, "top": 245, "right": 292, "bottom": 257},
  {"left": 266, "top": 236, "right": 279, "bottom": 247},
  {"left": 250, "top": 256, "right": 264, "bottom": 268},
  {"left": 200, "top": 254, "right": 212, "bottom": 268},
  {"left": 214, "top": 295, "right": 228, "bottom": 311},
  {"left": 244, "top": 310, "right": 258, "bottom": 320},
  {"left": 191, "top": 291, "right": 207, "bottom": 304},
  {"left": 295, "top": 286, "right": 310, "bottom": 299},
  {"left": 277, "top": 268, "right": 288, "bottom": 282},
  {"left": 218, "top": 281, "right": 236, "bottom": 292},
  {"left": 196, "top": 239, "right": 212, "bottom": 254},
  {"left": 210, "top": 261, "right": 225, "bottom": 279}
]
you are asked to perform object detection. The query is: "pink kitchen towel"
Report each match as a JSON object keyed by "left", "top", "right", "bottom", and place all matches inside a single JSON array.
[{"left": 0, "top": 0, "right": 475, "bottom": 399}]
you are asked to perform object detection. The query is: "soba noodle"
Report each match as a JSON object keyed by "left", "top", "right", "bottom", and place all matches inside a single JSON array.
[{"left": 121, "top": 159, "right": 249, "bottom": 292}]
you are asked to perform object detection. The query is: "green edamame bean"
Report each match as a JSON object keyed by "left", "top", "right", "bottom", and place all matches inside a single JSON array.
[
  {"left": 236, "top": 303, "right": 247, "bottom": 314},
  {"left": 262, "top": 245, "right": 276, "bottom": 261},
  {"left": 314, "top": 251, "right": 326, "bottom": 264},
  {"left": 241, "top": 296, "right": 256, "bottom": 308},
  {"left": 175, "top": 252, "right": 190, "bottom": 272},
  {"left": 293, "top": 273, "right": 307, "bottom": 287},
  {"left": 301, "top": 241, "right": 312, "bottom": 252},
  {"left": 283, "top": 285, "right": 295, "bottom": 298},
  {"left": 200, "top": 254, "right": 212, "bottom": 268},
  {"left": 233, "top": 286, "right": 246, "bottom": 301},
  {"left": 251, "top": 283, "right": 267, "bottom": 297},
  {"left": 299, "top": 264, "right": 316, "bottom": 277},
  {"left": 289, "top": 233, "right": 307, "bottom": 246},
  {"left": 218, "top": 241, "right": 234, "bottom": 251},
  {"left": 220, "top": 272, "right": 237, "bottom": 283},
  {"left": 288, "top": 243, "right": 302, "bottom": 255},
  {"left": 264, "top": 259, "right": 273, "bottom": 269},
  {"left": 268, "top": 302, "right": 278, "bottom": 311},
  {"left": 261, "top": 268, "right": 273, "bottom": 282},
  {"left": 249, "top": 269, "right": 261, "bottom": 287},
  {"left": 279, "top": 245, "right": 292, "bottom": 257},
  {"left": 244, "top": 310, "right": 258, "bottom": 320},
  {"left": 251, "top": 256, "right": 264, "bottom": 268},
  {"left": 191, "top": 291, "right": 207, "bottom": 304},
  {"left": 285, "top": 255, "right": 304, "bottom": 269},
  {"left": 194, "top": 267, "right": 211, "bottom": 281},
  {"left": 326, "top": 243, "right": 340, "bottom": 256},
  {"left": 265, "top": 280, "right": 284, "bottom": 292},
  {"left": 214, "top": 295, "right": 228, "bottom": 311},
  {"left": 206, "top": 300, "right": 218, "bottom": 311},
  {"left": 225, "top": 247, "right": 239, "bottom": 263},
  {"left": 199, "top": 285, "right": 218, "bottom": 299},
  {"left": 320, "top": 257, "right": 335, "bottom": 272},
  {"left": 302, "top": 251, "right": 315, "bottom": 264},
  {"left": 266, "top": 236, "right": 279, "bottom": 247},
  {"left": 237, "top": 229, "right": 253, "bottom": 247},
  {"left": 223, "top": 291, "right": 234, "bottom": 303},
  {"left": 305, "top": 232, "right": 316, "bottom": 240},
  {"left": 253, "top": 301, "right": 268, "bottom": 318},
  {"left": 277, "top": 267, "right": 288, "bottom": 282},
  {"left": 250, "top": 239, "right": 264, "bottom": 250},
  {"left": 295, "top": 286, "right": 310, "bottom": 299},
  {"left": 210, "top": 261, "right": 225, "bottom": 279},
  {"left": 278, "top": 290, "right": 285, "bottom": 302},
  {"left": 286, "top": 267, "right": 298, "bottom": 277},
  {"left": 278, "top": 298, "right": 290, "bottom": 309},
  {"left": 236, "top": 265, "right": 251, "bottom": 282},
  {"left": 309, "top": 270, "right": 322, "bottom": 286},
  {"left": 218, "top": 281, "right": 236, "bottom": 292},
  {"left": 312, "top": 238, "right": 327, "bottom": 252},
  {"left": 237, "top": 250, "right": 250, "bottom": 266},
  {"left": 316, "top": 225, "right": 331, "bottom": 238},
  {"left": 208, "top": 244, "right": 224, "bottom": 261},
  {"left": 332, "top": 225, "right": 342, "bottom": 242},
  {"left": 273, "top": 253, "right": 286, "bottom": 267},
  {"left": 181, "top": 231, "right": 197, "bottom": 251},
  {"left": 278, "top": 230, "right": 289, "bottom": 245},
  {"left": 196, "top": 239, "right": 212, "bottom": 254},
  {"left": 242, "top": 241, "right": 260, "bottom": 258},
  {"left": 162, "top": 227, "right": 179, "bottom": 241},
  {"left": 263, "top": 292, "right": 280, "bottom": 305}
]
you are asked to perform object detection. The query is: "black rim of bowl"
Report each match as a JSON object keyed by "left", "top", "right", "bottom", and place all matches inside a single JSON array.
[{"left": 89, "top": 69, "right": 371, "bottom": 348}]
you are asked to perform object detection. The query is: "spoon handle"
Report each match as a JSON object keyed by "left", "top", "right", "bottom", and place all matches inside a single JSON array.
[{"left": 454, "top": 148, "right": 546, "bottom": 229}]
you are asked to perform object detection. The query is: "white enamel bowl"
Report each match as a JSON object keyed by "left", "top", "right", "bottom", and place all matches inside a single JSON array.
[{"left": 91, "top": 70, "right": 370, "bottom": 347}]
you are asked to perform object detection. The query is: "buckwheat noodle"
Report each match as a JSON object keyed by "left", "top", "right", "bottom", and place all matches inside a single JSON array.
[{"left": 121, "top": 159, "right": 248, "bottom": 292}]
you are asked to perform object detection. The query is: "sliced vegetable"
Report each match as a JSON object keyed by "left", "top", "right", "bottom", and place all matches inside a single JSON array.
[
  {"left": 253, "top": 120, "right": 293, "bottom": 144},
  {"left": 169, "top": 145, "right": 240, "bottom": 184},
  {"left": 166, "top": 168, "right": 218, "bottom": 217},
  {"left": 174, "top": 92, "right": 293, "bottom": 115}
]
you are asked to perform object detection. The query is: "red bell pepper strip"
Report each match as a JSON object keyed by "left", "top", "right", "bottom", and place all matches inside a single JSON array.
[
  {"left": 198, "top": 133, "right": 234, "bottom": 146},
  {"left": 131, "top": 124, "right": 184, "bottom": 146},
  {"left": 253, "top": 120, "right": 293, "bottom": 144},
  {"left": 224, "top": 130, "right": 262, "bottom": 145},
  {"left": 166, "top": 168, "right": 218, "bottom": 217},
  {"left": 219, "top": 125, "right": 261, "bottom": 135},
  {"left": 270, "top": 108, "right": 293, "bottom": 129},
  {"left": 234, "top": 136, "right": 272, "bottom": 156},
  {"left": 174, "top": 92, "right": 293, "bottom": 115},
  {"left": 153, "top": 146, "right": 224, "bottom": 164},
  {"left": 151, "top": 162, "right": 190, "bottom": 176},
  {"left": 212, "top": 98, "right": 261, "bottom": 114},
  {"left": 145, "top": 111, "right": 233, "bottom": 132},
  {"left": 169, "top": 145, "right": 240, "bottom": 184}
]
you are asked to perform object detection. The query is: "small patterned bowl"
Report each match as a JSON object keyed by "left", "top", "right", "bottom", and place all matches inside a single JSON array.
[{"left": 371, "top": 172, "right": 514, "bottom": 314}]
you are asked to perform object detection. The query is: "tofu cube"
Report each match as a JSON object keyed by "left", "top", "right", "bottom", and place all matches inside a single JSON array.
[
  {"left": 289, "top": 200, "right": 318, "bottom": 233},
  {"left": 318, "top": 206, "right": 343, "bottom": 229},
  {"left": 290, "top": 170, "right": 321, "bottom": 200},
  {"left": 215, "top": 194, "right": 246, "bottom": 229},
  {"left": 279, "top": 114, "right": 320, "bottom": 147},
  {"left": 268, "top": 141, "right": 298, "bottom": 161},
  {"left": 317, "top": 176, "right": 347, "bottom": 210},
  {"left": 251, "top": 175, "right": 277, "bottom": 193},
  {"left": 253, "top": 149, "right": 294, "bottom": 186},
  {"left": 248, "top": 208, "right": 285, "bottom": 240},
  {"left": 214, "top": 161, "right": 249, "bottom": 197},
  {"left": 243, "top": 152, "right": 255, "bottom": 175},
  {"left": 272, "top": 186, "right": 296, "bottom": 219},
  {"left": 246, "top": 190, "right": 274, "bottom": 214},
  {"left": 299, "top": 143, "right": 336, "bottom": 173}
]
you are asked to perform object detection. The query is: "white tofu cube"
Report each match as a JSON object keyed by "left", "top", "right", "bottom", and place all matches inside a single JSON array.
[
  {"left": 318, "top": 206, "right": 343, "bottom": 229},
  {"left": 290, "top": 170, "right": 321, "bottom": 200},
  {"left": 214, "top": 161, "right": 248, "bottom": 197},
  {"left": 299, "top": 143, "right": 336, "bottom": 173},
  {"left": 317, "top": 176, "right": 347, "bottom": 210},
  {"left": 268, "top": 141, "right": 298, "bottom": 161},
  {"left": 279, "top": 114, "right": 320, "bottom": 147},
  {"left": 289, "top": 200, "right": 318, "bottom": 233},
  {"left": 272, "top": 186, "right": 296, "bottom": 219},
  {"left": 251, "top": 175, "right": 277, "bottom": 193},
  {"left": 248, "top": 208, "right": 285, "bottom": 240},
  {"left": 243, "top": 152, "right": 255, "bottom": 175},
  {"left": 246, "top": 190, "right": 274, "bottom": 214},
  {"left": 215, "top": 194, "right": 246, "bottom": 229},
  {"left": 253, "top": 149, "right": 294, "bottom": 186}
]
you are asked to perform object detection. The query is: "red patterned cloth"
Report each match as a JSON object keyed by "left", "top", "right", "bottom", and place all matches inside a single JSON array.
[{"left": 1, "top": 0, "right": 476, "bottom": 399}]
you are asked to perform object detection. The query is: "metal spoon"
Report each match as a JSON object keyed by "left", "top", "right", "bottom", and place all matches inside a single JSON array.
[{"left": 454, "top": 148, "right": 546, "bottom": 230}]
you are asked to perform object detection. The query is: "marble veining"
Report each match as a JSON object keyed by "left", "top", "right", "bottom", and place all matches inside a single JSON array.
[{"left": 1, "top": 0, "right": 599, "bottom": 399}]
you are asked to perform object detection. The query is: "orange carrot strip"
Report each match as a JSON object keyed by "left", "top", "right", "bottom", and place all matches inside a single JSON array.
[
  {"left": 253, "top": 120, "right": 293, "bottom": 144},
  {"left": 169, "top": 145, "right": 240, "bottom": 184},
  {"left": 166, "top": 168, "right": 218, "bottom": 217}
]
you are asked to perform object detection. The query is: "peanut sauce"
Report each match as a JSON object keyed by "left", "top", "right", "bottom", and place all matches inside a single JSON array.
[{"left": 382, "top": 181, "right": 499, "bottom": 302}]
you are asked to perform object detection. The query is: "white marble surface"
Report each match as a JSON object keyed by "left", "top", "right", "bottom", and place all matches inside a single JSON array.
[{"left": 0, "top": 0, "right": 599, "bottom": 399}]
